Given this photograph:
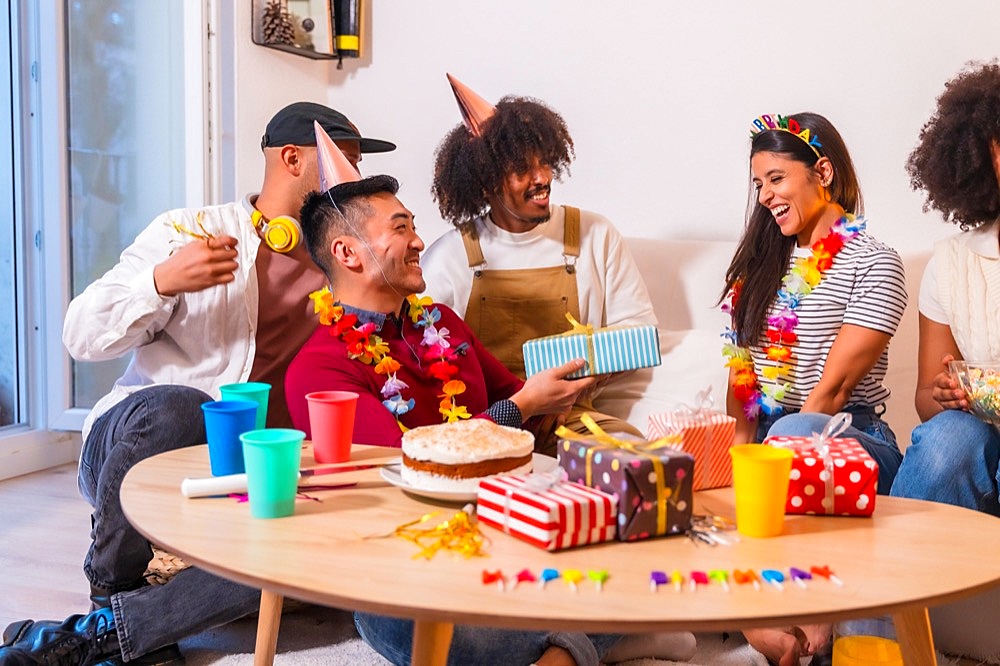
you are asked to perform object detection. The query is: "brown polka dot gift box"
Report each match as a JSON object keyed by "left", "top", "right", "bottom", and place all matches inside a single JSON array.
[
  {"left": 764, "top": 433, "right": 879, "bottom": 517},
  {"left": 556, "top": 416, "right": 694, "bottom": 541}
]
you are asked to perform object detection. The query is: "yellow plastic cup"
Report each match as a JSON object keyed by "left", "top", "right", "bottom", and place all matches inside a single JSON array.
[
  {"left": 832, "top": 636, "right": 903, "bottom": 666},
  {"left": 730, "top": 444, "right": 794, "bottom": 537}
]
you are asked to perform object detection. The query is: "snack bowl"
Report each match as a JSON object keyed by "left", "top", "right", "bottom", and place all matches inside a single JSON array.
[{"left": 950, "top": 360, "right": 1000, "bottom": 425}]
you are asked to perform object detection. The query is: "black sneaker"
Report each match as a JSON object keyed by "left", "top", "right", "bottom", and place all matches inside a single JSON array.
[{"left": 0, "top": 607, "right": 120, "bottom": 665}]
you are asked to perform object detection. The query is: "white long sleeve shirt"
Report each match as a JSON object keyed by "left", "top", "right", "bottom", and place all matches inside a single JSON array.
[
  {"left": 421, "top": 205, "right": 657, "bottom": 328},
  {"left": 64, "top": 196, "right": 263, "bottom": 442}
]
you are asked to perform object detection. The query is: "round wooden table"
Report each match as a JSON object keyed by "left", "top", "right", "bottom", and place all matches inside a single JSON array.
[{"left": 121, "top": 443, "right": 1000, "bottom": 666}]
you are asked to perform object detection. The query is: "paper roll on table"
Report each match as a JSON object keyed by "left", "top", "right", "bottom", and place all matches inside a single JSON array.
[{"left": 181, "top": 463, "right": 383, "bottom": 498}]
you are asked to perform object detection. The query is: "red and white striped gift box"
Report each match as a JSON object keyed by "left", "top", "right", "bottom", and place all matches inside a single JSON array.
[
  {"left": 477, "top": 475, "right": 617, "bottom": 551},
  {"left": 647, "top": 410, "right": 735, "bottom": 490}
]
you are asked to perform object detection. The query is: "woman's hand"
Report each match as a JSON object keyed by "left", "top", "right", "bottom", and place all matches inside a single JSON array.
[
  {"left": 929, "top": 353, "right": 968, "bottom": 411},
  {"left": 510, "top": 359, "right": 597, "bottom": 420}
]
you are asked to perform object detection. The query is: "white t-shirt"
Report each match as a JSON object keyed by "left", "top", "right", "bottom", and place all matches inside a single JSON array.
[
  {"left": 420, "top": 205, "right": 657, "bottom": 329},
  {"left": 749, "top": 232, "right": 907, "bottom": 410}
]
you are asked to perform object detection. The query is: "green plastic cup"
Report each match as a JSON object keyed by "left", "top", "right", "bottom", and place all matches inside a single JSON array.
[
  {"left": 240, "top": 428, "right": 304, "bottom": 519},
  {"left": 220, "top": 382, "right": 271, "bottom": 430}
]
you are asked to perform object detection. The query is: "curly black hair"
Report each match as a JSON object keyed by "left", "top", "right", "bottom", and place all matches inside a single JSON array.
[
  {"left": 907, "top": 60, "right": 1000, "bottom": 227},
  {"left": 431, "top": 96, "right": 575, "bottom": 228}
]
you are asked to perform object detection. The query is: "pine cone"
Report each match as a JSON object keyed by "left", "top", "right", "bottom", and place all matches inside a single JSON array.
[{"left": 261, "top": 0, "right": 295, "bottom": 45}]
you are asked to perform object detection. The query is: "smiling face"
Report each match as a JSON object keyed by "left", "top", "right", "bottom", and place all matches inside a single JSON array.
[
  {"left": 486, "top": 155, "right": 553, "bottom": 232},
  {"left": 751, "top": 151, "right": 841, "bottom": 247},
  {"left": 358, "top": 192, "right": 426, "bottom": 300}
]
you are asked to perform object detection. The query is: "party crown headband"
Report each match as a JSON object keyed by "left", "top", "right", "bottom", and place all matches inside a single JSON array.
[{"left": 750, "top": 114, "right": 822, "bottom": 157}]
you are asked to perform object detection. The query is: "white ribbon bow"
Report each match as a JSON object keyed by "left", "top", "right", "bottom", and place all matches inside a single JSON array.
[
  {"left": 808, "top": 413, "right": 852, "bottom": 512},
  {"left": 501, "top": 468, "right": 569, "bottom": 533}
]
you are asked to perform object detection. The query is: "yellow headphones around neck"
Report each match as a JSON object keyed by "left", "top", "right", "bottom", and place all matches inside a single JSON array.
[{"left": 251, "top": 209, "right": 302, "bottom": 253}]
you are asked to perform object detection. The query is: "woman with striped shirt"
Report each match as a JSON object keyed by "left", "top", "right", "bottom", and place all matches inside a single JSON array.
[{"left": 720, "top": 112, "right": 907, "bottom": 665}]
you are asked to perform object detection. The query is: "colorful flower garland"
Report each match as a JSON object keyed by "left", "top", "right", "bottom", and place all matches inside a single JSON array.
[
  {"left": 309, "top": 288, "right": 469, "bottom": 429},
  {"left": 721, "top": 215, "right": 866, "bottom": 421}
]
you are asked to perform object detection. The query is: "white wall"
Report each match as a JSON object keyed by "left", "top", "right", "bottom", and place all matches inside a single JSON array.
[{"left": 228, "top": 0, "right": 998, "bottom": 256}]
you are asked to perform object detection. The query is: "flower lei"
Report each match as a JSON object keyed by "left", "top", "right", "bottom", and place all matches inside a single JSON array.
[
  {"left": 309, "top": 288, "right": 470, "bottom": 430},
  {"left": 721, "top": 215, "right": 866, "bottom": 421}
]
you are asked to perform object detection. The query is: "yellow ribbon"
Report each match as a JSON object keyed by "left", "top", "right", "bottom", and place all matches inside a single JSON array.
[
  {"left": 556, "top": 414, "right": 681, "bottom": 536},
  {"left": 561, "top": 313, "right": 596, "bottom": 374}
]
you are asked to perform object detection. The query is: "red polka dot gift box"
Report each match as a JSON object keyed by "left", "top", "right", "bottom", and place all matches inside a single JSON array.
[{"left": 764, "top": 434, "right": 879, "bottom": 517}]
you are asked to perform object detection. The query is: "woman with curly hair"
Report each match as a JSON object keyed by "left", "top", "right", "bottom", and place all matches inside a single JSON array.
[{"left": 890, "top": 61, "right": 1000, "bottom": 515}]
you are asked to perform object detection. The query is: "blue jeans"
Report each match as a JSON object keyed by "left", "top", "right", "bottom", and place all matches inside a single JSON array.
[
  {"left": 890, "top": 409, "right": 1000, "bottom": 516},
  {"left": 756, "top": 407, "right": 903, "bottom": 495},
  {"left": 354, "top": 612, "right": 621, "bottom": 666},
  {"left": 78, "top": 385, "right": 262, "bottom": 660}
]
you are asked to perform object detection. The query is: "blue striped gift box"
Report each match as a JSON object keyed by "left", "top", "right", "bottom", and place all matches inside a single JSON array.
[{"left": 523, "top": 325, "right": 661, "bottom": 378}]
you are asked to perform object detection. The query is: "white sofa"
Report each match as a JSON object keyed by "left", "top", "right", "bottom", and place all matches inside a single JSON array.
[
  {"left": 596, "top": 238, "right": 999, "bottom": 663},
  {"left": 597, "top": 238, "right": 924, "bottom": 441}
]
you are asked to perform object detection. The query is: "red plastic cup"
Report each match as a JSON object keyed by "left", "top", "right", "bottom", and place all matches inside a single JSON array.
[{"left": 305, "top": 391, "right": 358, "bottom": 463}]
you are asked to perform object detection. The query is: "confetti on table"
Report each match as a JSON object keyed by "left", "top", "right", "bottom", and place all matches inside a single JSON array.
[{"left": 381, "top": 507, "right": 487, "bottom": 560}]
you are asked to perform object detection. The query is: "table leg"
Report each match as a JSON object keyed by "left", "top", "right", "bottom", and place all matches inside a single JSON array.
[
  {"left": 892, "top": 607, "right": 937, "bottom": 666},
  {"left": 253, "top": 590, "right": 284, "bottom": 666},
  {"left": 411, "top": 619, "right": 454, "bottom": 666}
]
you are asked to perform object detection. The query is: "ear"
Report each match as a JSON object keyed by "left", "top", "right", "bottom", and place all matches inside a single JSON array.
[
  {"left": 331, "top": 236, "right": 362, "bottom": 269},
  {"left": 279, "top": 145, "right": 305, "bottom": 176},
  {"left": 814, "top": 157, "right": 835, "bottom": 187}
]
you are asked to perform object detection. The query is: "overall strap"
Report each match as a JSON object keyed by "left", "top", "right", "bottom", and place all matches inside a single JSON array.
[{"left": 459, "top": 224, "right": 486, "bottom": 269}]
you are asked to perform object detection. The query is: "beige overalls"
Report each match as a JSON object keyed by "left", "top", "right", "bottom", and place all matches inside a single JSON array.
[{"left": 461, "top": 206, "right": 643, "bottom": 455}]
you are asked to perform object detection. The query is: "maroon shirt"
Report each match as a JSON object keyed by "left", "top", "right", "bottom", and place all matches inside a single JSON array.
[{"left": 285, "top": 301, "right": 525, "bottom": 447}]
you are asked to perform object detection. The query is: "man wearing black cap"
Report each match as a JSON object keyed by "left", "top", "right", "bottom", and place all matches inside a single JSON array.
[{"left": 0, "top": 103, "right": 393, "bottom": 665}]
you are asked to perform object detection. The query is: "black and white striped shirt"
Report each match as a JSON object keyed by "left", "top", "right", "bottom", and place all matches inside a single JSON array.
[{"left": 748, "top": 232, "right": 907, "bottom": 410}]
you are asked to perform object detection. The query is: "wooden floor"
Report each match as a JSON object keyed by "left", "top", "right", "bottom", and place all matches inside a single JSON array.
[
  {"left": 0, "top": 464, "right": 991, "bottom": 665},
  {"left": 0, "top": 463, "right": 93, "bottom": 625}
]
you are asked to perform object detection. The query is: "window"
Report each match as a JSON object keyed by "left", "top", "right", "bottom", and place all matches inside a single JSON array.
[
  {"left": 0, "top": 1, "right": 209, "bottom": 477},
  {"left": 0, "top": 2, "right": 22, "bottom": 429}
]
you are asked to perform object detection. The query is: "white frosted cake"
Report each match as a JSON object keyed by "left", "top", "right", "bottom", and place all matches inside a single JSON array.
[{"left": 400, "top": 419, "right": 534, "bottom": 493}]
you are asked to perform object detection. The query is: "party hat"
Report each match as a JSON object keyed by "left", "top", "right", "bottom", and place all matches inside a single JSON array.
[
  {"left": 446, "top": 73, "right": 496, "bottom": 137},
  {"left": 315, "top": 120, "right": 361, "bottom": 192}
]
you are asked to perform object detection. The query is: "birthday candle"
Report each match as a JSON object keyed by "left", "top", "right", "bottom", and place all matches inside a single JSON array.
[
  {"left": 733, "top": 569, "right": 761, "bottom": 592},
  {"left": 810, "top": 565, "right": 844, "bottom": 586},
  {"left": 514, "top": 568, "right": 537, "bottom": 588},
  {"left": 761, "top": 569, "right": 785, "bottom": 591},
  {"left": 563, "top": 569, "right": 584, "bottom": 593},
  {"left": 587, "top": 570, "right": 609, "bottom": 593},
  {"left": 708, "top": 569, "right": 730, "bottom": 593},
  {"left": 650, "top": 570, "right": 668, "bottom": 593},
  {"left": 481, "top": 569, "right": 505, "bottom": 591},
  {"left": 789, "top": 567, "right": 812, "bottom": 589},
  {"left": 539, "top": 568, "right": 560, "bottom": 589},
  {"left": 670, "top": 569, "right": 684, "bottom": 593},
  {"left": 690, "top": 570, "right": 709, "bottom": 592}
]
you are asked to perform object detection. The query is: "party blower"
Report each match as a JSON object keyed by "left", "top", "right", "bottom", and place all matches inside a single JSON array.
[{"left": 181, "top": 463, "right": 387, "bottom": 498}]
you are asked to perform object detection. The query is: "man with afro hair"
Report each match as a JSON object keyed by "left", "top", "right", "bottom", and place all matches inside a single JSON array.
[{"left": 422, "top": 77, "right": 656, "bottom": 452}]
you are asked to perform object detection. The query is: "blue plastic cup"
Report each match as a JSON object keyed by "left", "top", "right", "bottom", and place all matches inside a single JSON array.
[
  {"left": 240, "top": 428, "right": 305, "bottom": 519},
  {"left": 219, "top": 382, "right": 271, "bottom": 430},
  {"left": 202, "top": 400, "right": 258, "bottom": 476}
]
